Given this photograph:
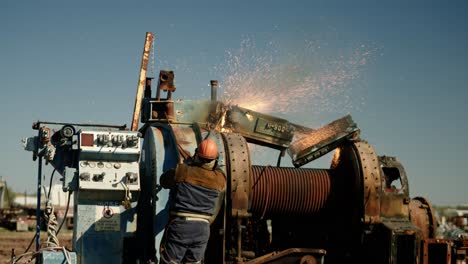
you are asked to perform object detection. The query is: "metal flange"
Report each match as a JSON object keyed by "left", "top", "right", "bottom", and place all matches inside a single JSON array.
[
  {"left": 222, "top": 133, "right": 251, "bottom": 218},
  {"left": 354, "top": 141, "right": 382, "bottom": 224}
]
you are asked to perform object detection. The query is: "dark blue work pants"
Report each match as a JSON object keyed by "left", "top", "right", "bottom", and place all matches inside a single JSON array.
[{"left": 160, "top": 218, "right": 210, "bottom": 264}]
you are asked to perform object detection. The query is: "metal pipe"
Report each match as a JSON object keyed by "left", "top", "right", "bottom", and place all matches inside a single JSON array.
[
  {"left": 210, "top": 80, "right": 218, "bottom": 101},
  {"left": 131, "top": 32, "right": 154, "bottom": 131},
  {"left": 236, "top": 218, "right": 243, "bottom": 263}
]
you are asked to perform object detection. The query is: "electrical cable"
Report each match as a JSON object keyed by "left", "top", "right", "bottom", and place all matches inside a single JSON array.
[
  {"left": 13, "top": 233, "right": 37, "bottom": 263},
  {"left": 57, "top": 191, "right": 71, "bottom": 235},
  {"left": 24, "top": 233, "right": 37, "bottom": 253},
  {"left": 14, "top": 169, "right": 57, "bottom": 263},
  {"left": 48, "top": 168, "right": 56, "bottom": 199},
  {"left": 44, "top": 168, "right": 59, "bottom": 247}
]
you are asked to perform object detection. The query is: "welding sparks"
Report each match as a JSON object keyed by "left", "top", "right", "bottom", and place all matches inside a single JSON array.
[
  {"left": 213, "top": 37, "right": 378, "bottom": 165},
  {"left": 218, "top": 38, "right": 378, "bottom": 117},
  {"left": 218, "top": 112, "right": 230, "bottom": 133}
]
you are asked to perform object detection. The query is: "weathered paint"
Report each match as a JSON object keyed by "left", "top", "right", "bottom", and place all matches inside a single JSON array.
[
  {"left": 222, "top": 133, "right": 251, "bottom": 218},
  {"left": 131, "top": 32, "right": 154, "bottom": 131},
  {"left": 409, "top": 196, "right": 437, "bottom": 239},
  {"left": 355, "top": 141, "right": 382, "bottom": 224},
  {"left": 288, "top": 115, "right": 360, "bottom": 168}
]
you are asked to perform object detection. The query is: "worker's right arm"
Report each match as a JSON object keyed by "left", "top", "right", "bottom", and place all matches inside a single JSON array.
[{"left": 159, "top": 168, "right": 176, "bottom": 189}]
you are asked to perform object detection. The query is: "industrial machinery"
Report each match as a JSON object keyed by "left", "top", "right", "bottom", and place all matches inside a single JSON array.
[{"left": 19, "top": 33, "right": 467, "bottom": 264}]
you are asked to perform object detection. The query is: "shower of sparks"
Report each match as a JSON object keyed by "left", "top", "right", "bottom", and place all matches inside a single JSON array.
[
  {"left": 218, "top": 39, "right": 379, "bottom": 117},
  {"left": 213, "top": 38, "right": 379, "bottom": 166}
]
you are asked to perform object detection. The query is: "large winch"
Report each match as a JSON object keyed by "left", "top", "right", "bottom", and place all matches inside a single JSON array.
[{"left": 21, "top": 33, "right": 466, "bottom": 264}]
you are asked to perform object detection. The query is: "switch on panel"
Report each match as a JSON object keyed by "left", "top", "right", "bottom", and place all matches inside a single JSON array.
[
  {"left": 126, "top": 136, "right": 139, "bottom": 147},
  {"left": 126, "top": 172, "right": 138, "bottom": 184},
  {"left": 93, "top": 172, "right": 105, "bottom": 182}
]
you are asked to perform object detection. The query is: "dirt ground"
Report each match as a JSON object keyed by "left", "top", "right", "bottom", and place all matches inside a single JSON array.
[{"left": 0, "top": 228, "right": 72, "bottom": 263}]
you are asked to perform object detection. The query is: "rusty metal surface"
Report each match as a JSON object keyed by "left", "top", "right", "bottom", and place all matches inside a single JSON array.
[
  {"left": 288, "top": 115, "right": 360, "bottom": 168},
  {"left": 379, "top": 220, "right": 422, "bottom": 263},
  {"left": 222, "top": 133, "right": 251, "bottom": 218},
  {"left": 250, "top": 166, "right": 332, "bottom": 217},
  {"left": 420, "top": 238, "right": 452, "bottom": 264},
  {"left": 379, "top": 156, "right": 410, "bottom": 196},
  {"left": 453, "top": 239, "right": 468, "bottom": 263},
  {"left": 379, "top": 156, "right": 412, "bottom": 219},
  {"left": 223, "top": 105, "right": 295, "bottom": 149},
  {"left": 409, "top": 196, "right": 437, "bottom": 239},
  {"left": 380, "top": 194, "right": 410, "bottom": 220},
  {"left": 131, "top": 32, "right": 154, "bottom": 131},
  {"left": 354, "top": 141, "right": 382, "bottom": 224},
  {"left": 157, "top": 70, "right": 175, "bottom": 92}
]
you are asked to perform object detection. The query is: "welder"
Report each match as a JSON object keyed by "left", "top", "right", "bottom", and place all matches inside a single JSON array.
[{"left": 159, "top": 138, "right": 226, "bottom": 264}]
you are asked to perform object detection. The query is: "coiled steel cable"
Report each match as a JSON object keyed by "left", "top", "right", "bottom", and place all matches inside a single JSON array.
[{"left": 250, "top": 166, "right": 333, "bottom": 216}]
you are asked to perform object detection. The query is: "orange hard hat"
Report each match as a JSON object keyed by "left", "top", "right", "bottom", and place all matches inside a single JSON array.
[{"left": 197, "top": 139, "right": 219, "bottom": 160}]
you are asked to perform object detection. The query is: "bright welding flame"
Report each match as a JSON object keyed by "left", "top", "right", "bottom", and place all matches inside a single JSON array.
[
  {"left": 245, "top": 112, "right": 254, "bottom": 122},
  {"left": 330, "top": 147, "right": 342, "bottom": 169},
  {"left": 218, "top": 111, "right": 232, "bottom": 133}
]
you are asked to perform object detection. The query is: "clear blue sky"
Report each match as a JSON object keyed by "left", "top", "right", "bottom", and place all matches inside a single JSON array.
[{"left": 1, "top": 0, "right": 467, "bottom": 206}]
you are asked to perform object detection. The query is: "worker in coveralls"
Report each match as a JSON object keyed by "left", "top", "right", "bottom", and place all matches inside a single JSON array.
[{"left": 159, "top": 138, "right": 226, "bottom": 264}]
